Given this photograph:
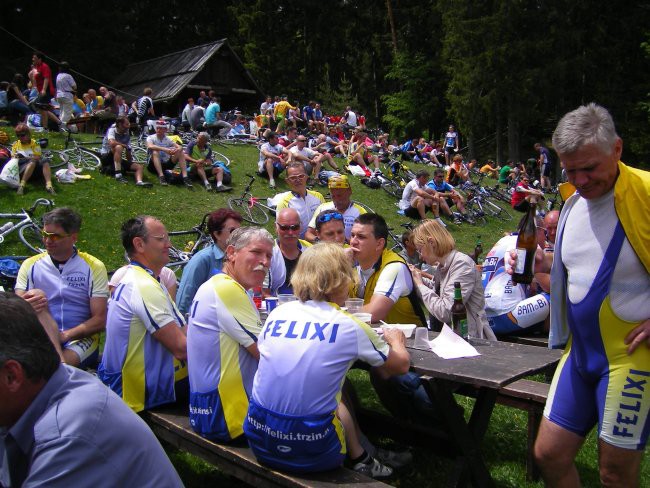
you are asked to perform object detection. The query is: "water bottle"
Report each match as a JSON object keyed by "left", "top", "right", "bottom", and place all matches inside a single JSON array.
[
  {"left": 184, "top": 241, "right": 195, "bottom": 252},
  {"left": 0, "top": 222, "right": 14, "bottom": 233}
]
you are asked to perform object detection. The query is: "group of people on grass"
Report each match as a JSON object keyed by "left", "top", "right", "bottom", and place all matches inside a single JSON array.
[{"left": 1, "top": 103, "right": 648, "bottom": 487}]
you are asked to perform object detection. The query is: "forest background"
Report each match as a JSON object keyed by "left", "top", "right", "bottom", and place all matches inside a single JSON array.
[{"left": 2, "top": 0, "right": 650, "bottom": 166}]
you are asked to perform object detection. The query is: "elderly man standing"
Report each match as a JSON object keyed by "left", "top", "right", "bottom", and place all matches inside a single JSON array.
[
  {"left": 305, "top": 175, "right": 366, "bottom": 243},
  {"left": 146, "top": 119, "right": 192, "bottom": 188},
  {"left": 265, "top": 208, "right": 312, "bottom": 296},
  {"left": 522, "top": 104, "right": 650, "bottom": 488},
  {"left": 274, "top": 162, "right": 325, "bottom": 239},
  {"left": 98, "top": 216, "right": 188, "bottom": 413},
  {"left": 187, "top": 227, "right": 274, "bottom": 442},
  {"left": 15, "top": 208, "right": 109, "bottom": 368},
  {"left": 0, "top": 293, "right": 184, "bottom": 487}
]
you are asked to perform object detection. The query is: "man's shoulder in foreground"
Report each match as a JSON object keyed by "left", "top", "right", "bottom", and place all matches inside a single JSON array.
[{"left": 26, "top": 365, "right": 183, "bottom": 487}]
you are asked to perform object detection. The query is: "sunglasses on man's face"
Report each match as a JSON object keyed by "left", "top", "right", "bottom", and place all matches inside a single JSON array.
[
  {"left": 277, "top": 223, "right": 300, "bottom": 231},
  {"left": 317, "top": 212, "right": 343, "bottom": 223},
  {"left": 16, "top": 132, "right": 29, "bottom": 137},
  {"left": 41, "top": 230, "right": 71, "bottom": 241}
]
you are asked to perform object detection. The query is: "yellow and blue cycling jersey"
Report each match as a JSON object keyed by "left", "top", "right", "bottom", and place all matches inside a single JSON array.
[
  {"left": 546, "top": 171, "right": 650, "bottom": 450},
  {"left": 245, "top": 300, "right": 388, "bottom": 472},
  {"left": 16, "top": 250, "right": 109, "bottom": 332},
  {"left": 187, "top": 273, "right": 262, "bottom": 442},
  {"left": 98, "top": 263, "right": 187, "bottom": 413},
  {"left": 275, "top": 190, "right": 325, "bottom": 239}
]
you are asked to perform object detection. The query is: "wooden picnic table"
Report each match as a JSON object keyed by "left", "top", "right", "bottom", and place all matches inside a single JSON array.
[{"left": 406, "top": 333, "right": 562, "bottom": 487}]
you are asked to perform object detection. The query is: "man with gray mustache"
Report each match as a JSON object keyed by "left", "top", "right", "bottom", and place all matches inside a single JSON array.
[{"left": 186, "top": 227, "right": 274, "bottom": 442}]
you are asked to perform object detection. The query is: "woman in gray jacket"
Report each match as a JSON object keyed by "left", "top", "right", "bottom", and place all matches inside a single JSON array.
[{"left": 410, "top": 220, "right": 496, "bottom": 340}]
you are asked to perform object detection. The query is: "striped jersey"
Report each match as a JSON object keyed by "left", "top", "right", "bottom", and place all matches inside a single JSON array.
[
  {"left": 16, "top": 250, "right": 109, "bottom": 331},
  {"left": 98, "top": 263, "right": 187, "bottom": 413},
  {"left": 251, "top": 300, "right": 389, "bottom": 416},
  {"left": 187, "top": 273, "right": 262, "bottom": 441}
]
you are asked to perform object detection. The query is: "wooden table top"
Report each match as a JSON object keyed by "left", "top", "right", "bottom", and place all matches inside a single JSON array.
[{"left": 407, "top": 333, "right": 563, "bottom": 389}]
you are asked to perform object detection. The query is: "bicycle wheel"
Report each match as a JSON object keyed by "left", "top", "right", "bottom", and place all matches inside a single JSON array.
[
  {"left": 228, "top": 198, "right": 269, "bottom": 224},
  {"left": 484, "top": 200, "right": 513, "bottom": 221},
  {"left": 131, "top": 146, "right": 148, "bottom": 165},
  {"left": 352, "top": 200, "right": 375, "bottom": 214},
  {"left": 44, "top": 149, "right": 69, "bottom": 169},
  {"left": 381, "top": 180, "right": 403, "bottom": 199},
  {"left": 77, "top": 148, "right": 102, "bottom": 170},
  {"left": 212, "top": 150, "right": 231, "bottom": 166},
  {"left": 19, "top": 223, "right": 45, "bottom": 254}
]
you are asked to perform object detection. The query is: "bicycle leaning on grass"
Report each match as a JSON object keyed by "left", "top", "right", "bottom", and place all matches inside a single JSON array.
[
  {"left": 0, "top": 198, "right": 54, "bottom": 254},
  {"left": 227, "top": 174, "right": 276, "bottom": 224},
  {"left": 166, "top": 212, "right": 214, "bottom": 276}
]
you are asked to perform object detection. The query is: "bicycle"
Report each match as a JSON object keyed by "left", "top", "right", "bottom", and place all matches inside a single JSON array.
[
  {"left": 36, "top": 137, "right": 70, "bottom": 169},
  {"left": 228, "top": 174, "right": 276, "bottom": 224},
  {"left": 167, "top": 212, "right": 214, "bottom": 276},
  {"left": 61, "top": 131, "right": 102, "bottom": 170},
  {"left": 386, "top": 222, "right": 415, "bottom": 254},
  {"left": 0, "top": 198, "right": 55, "bottom": 254}
]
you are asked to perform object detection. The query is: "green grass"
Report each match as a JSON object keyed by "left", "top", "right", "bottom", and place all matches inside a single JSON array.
[{"left": 2, "top": 130, "right": 647, "bottom": 487}]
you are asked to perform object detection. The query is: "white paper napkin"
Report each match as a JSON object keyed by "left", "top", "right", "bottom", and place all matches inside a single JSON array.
[{"left": 428, "top": 324, "right": 481, "bottom": 359}]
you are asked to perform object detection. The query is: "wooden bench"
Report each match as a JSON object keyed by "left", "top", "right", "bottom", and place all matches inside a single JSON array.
[
  {"left": 497, "top": 379, "right": 550, "bottom": 481},
  {"left": 142, "top": 406, "right": 393, "bottom": 488},
  {"left": 500, "top": 333, "right": 549, "bottom": 348}
]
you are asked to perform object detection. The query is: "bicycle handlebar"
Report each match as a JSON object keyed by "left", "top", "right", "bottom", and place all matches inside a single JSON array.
[{"left": 28, "top": 198, "right": 54, "bottom": 213}]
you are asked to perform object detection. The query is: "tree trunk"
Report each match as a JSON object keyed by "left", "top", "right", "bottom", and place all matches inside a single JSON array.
[
  {"left": 385, "top": 0, "right": 398, "bottom": 56},
  {"left": 507, "top": 111, "right": 519, "bottom": 162}
]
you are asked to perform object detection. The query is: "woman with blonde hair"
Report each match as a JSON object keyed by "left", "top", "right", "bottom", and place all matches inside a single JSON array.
[
  {"left": 411, "top": 219, "right": 495, "bottom": 340},
  {"left": 244, "top": 243, "right": 410, "bottom": 478}
]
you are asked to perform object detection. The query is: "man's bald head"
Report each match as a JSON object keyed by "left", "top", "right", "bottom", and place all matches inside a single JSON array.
[{"left": 544, "top": 210, "right": 560, "bottom": 244}]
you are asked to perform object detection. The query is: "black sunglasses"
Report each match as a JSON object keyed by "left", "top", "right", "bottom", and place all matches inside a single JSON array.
[
  {"left": 277, "top": 223, "right": 300, "bottom": 231},
  {"left": 317, "top": 212, "right": 343, "bottom": 223}
]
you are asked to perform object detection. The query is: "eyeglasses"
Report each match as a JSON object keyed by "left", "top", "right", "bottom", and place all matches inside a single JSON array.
[
  {"left": 317, "top": 212, "right": 343, "bottom": 223},
  {"left": 16, "top": 132, "right": 29, "bottom": 137},
  {"left": 277, "top": 223, "right": 300, "bottom": 231},
  {"left": 41, "top": 230, "right": 71, "bottom": 241},
  {"left": 287, "top": 174, "right": 307, "bottom": 182},
  {"left": 297, "top": 139, "right": 307, "bottom": 142},
  {"left": 148, "top": 234, "right": 171, "bottom": 243}
]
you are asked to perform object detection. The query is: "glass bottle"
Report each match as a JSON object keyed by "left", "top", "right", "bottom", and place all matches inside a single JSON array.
[
  {"left": 451, "top": 281, "right": 468, "bottom": 339},
  {"left": 512, "top": 201, "right": 537, "bottom": 284}
]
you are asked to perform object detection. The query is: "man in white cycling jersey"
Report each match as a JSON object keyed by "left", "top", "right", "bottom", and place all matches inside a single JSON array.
[
  {"left": 482, "top": 218, "right": 551, "bottom": 336},
  {"left": 15, "top": 207, "right": 109, "bottom": 368}
]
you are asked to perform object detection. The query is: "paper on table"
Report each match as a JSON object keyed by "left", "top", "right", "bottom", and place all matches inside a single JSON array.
[{"left": 428, "top": 324, "right": 481, "bottom": 359}]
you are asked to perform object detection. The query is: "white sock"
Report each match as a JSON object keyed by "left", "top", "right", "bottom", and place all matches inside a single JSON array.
[
  {"left": 269, "top": 178, "right": 275, "bottom": 185},
  {"left": 436, "top": 217, "right": 446, "bottom": 227},
  {"left": 216, "top": 181, "right": 222, "bottom": 187},
  {"left": 115, "top": 173, "right": 122, "bottom": 179}
]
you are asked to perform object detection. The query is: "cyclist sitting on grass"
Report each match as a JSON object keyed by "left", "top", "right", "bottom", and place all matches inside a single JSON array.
[
  {"left": 257, "top": 131, "right": 290, "bottom": 189},
  {"left": 426, "top": 168, "right": 467, "bottom": 224},
  {"left": 15, "top": 207, "right": 109, "bottom": 368},
  {"left": 11, "top": 123, "right": 56, "bottom": 195},
  {"left": 100, "top": 116, "right": 151, "bottom": 187},
  {"left": 146, "top": 119, "right": 192, "bottom": 188},
  {"left": 184, "top": 132, "right": 232, "bottom": 192}
]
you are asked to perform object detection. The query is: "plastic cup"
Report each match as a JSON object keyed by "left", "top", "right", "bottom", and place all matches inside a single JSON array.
[
  {"left": 265, "top": 297, "right": 278, "bottom": 312},
  {"left": 414, "top": 327, "right": 430, "bottom": 348},
  {"left": 345, "top": 298, "right": 365, "bottom": 314},
  {"left": 278, "top": 294, "right": 297, "bottom": 305}
]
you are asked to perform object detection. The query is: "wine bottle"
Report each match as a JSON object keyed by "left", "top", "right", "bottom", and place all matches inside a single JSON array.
[
  {"left": 512, "top": 201, "right": 537, "bottom": 284},
  {"left": 451, "top": 281, "right": 468, "bottom": 339}
]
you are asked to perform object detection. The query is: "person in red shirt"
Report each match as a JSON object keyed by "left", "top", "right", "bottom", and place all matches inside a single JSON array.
[
  {"left": 32, "top": 52, "right": 55, "bottom": 130},
  {"left": 510, "top": 175, "right": 544, "bottom": 212}
]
